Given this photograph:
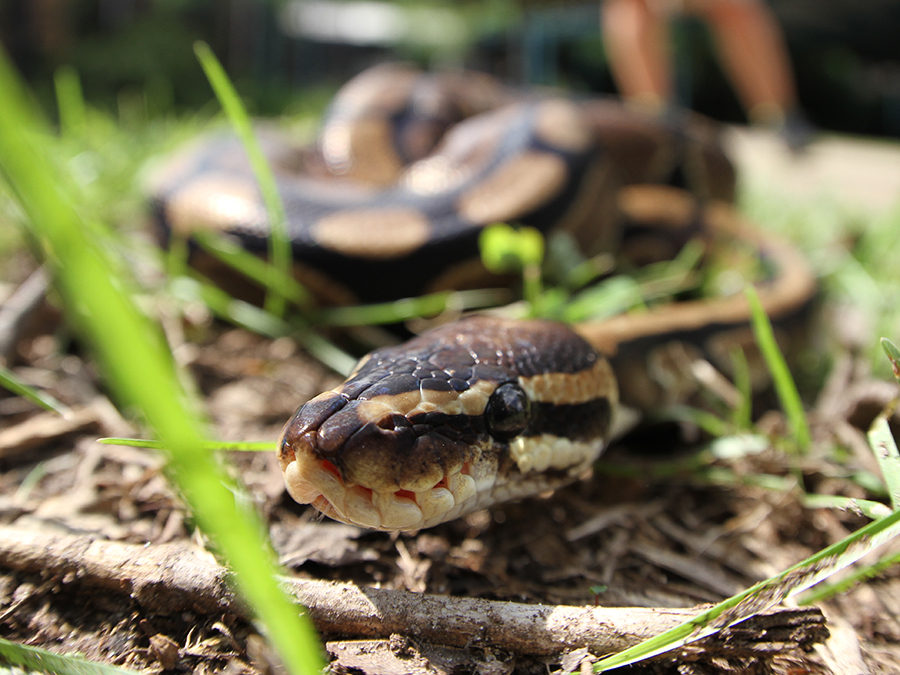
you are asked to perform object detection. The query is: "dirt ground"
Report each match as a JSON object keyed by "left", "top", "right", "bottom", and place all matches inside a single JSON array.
[{"left": 2, "top": 129, "right": 900, "bottom": 674}]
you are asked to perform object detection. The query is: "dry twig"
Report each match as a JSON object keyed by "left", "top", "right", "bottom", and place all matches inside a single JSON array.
[{"left": 0, "top": 525, "right": 827, "bottom": 658}]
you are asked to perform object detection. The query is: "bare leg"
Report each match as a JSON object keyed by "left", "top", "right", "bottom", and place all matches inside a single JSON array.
[
  {"left": 601, "top": 0, "right": 674, "bottom": 112},
  {"left": 692, "top": 0, "right": 798, "bottom": 124}
]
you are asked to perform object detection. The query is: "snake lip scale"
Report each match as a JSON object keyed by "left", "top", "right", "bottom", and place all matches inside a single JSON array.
[{"left": 151, "top": 62, "right": 817, "bottom": 531}]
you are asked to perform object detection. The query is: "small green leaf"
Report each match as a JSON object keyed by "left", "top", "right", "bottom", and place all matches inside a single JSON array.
[{"left": 479, "top": 223, "right": 544, "bottom": 273}]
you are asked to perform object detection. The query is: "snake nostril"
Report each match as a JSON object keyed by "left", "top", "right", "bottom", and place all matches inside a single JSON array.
[{"left": 377, "top": 413, "right": 409, "bottom": 431}]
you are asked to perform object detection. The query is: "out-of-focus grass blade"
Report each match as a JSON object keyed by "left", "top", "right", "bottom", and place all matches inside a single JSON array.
[
  {"left": 0, "top": 364, "right": 70, "bottom": 416},
  {"left": 318, "top": 288, "right": 510, "bottom": 326},
  {"left": 169, "top": 275, "right": 356, "bottom": 375},
  {"left": 662, "top": 405, "right": 732, "bottom": 438},
  {"left": 595, "top": 507, "right": 900, "bottom": 671},
  {"left": 729, "top": 347, "right": 752, "bottom": 430},
  {"left": 53, "top": 65, "right": 87, "bottom": 139},
  {"left": 169, "top": 275, "right": 292, "bottom": 338},
  {"left": 192, "top": 231, "right": 311, "bottom": 308},
  {"left": 194, "top": 41, "right": 294, "bottom": 318},
  {"left": 0, "top": 636, "right": 138, "bottom": 675},
  {"left": 0, "top": 48, "right": 323, "bottom": 675},
  {"left": 99, "top": 437, "right": 274, "bottom": 452},
  {"left": 801, "top": 493, "right": 893, "bottom": 520},
  {"left": 560, "top": 275, "right": 643, "bottom": 323},
  {"left": 745, "top": 285, "right": 811, "bottom": 451}
]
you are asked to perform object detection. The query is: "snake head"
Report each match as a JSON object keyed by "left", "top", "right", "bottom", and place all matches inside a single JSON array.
[{"left": 278, "top": 316, "right": 617, "bottom": 531}]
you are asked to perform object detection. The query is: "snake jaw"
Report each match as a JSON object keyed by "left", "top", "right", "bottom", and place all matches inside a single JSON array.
[{"left": 280, "top": 432, "right": 484, "bottom": 530}]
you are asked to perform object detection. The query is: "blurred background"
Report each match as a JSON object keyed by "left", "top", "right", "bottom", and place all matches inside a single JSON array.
[{"left": 1, "top": 0, "right": 899, "bottom": 137}]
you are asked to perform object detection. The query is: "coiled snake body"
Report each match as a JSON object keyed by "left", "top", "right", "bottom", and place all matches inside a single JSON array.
[{"left": 151, "top": 63, "right": 815, "bottom": 531}]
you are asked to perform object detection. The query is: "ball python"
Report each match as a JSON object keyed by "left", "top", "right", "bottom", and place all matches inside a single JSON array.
[{"left": 150, "top": 63, "right": 816, "bottom": 532}]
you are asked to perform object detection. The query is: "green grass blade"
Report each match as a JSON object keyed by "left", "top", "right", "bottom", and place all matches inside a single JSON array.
[
  {"left": 169, "top": 275, "right": 293, "bottom": 338},
  {"left": 193, "top": 41, "right": 294, "bottom": 318},
  {"left": 318, "top": 288, "right": 509, "bottom": 326},
  {"left": 0, "top": 636, "right": 137, "bottom": 675},
  {"left": 560, "top": 275, "right": 644, "bottom": 323},
  {"left": 801, "top": 493, "right": 893, "bottom": 520},
  {"left": 292, "top": 327, "right": 358, "bottom": 377},
  {"left": 868, "top": 405, "right": 900, "bottom": 511},
  {"left": 662, "top": 405, "right": 732, "bottom": 438},
  {"left": 53, "top": 65, "right": 86, "bottom": 138},
  {"left": 169, "top": 274, "right": 356, "bottom": 375},
  {"left": 191, "top": 231, "right": 312, "bottom": 308},
  {"left": 729, "top": 346, "right": 753, "bottom": 431},
  {"left": 0, "top": 363, "right": 70, "bottom": 415},
  {"left": 798, "top": 547, "right": 900, "bottom": 605},
  {"left": 0, "top": 49, "right": 323, "bottom": 675},
  {"left": 595, "top": 507, "right": 900, "bottom": 671},
  {"left": 745, "top": 285, "right": 811, "bottom": 451},
  {"left": 99, "top": 437, "right": 275, "bottom": 452},
  {"left": 881, "top": 337, "right": 900, "bottom": 384}
]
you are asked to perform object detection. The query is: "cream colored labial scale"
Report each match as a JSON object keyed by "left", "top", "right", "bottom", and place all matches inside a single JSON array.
[{"left": 508, "top": 434, "right": 603, "bottom": 474}]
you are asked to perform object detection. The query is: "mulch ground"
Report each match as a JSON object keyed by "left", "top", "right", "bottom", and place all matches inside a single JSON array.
[{"left": 1, "top": 259, "right": 900, "bottom": 674}]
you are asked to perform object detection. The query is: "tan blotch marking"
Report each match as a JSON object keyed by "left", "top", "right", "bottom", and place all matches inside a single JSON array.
[
  {"left": 458, "top": 151, "right": 568, "bottom": 224},
  {"left": 403, "top": 156, "right": 467, "bottom": 195},
  {"left": 518, "top": 358, "right": 618, "bottom": 407},
  {"left": 321, "top": 119, "right": 404, "bottom": 187},
  {"left": 618, "top": 184, "right": 697, "bottom": 228},
  {"left": 349, "top": 379, "right": 497, "bottom": 421},
  {"left": 534, "top": 99, "right": 593, "bottom": 152},
  {"left": 312, "top": 208, "right": 430, "bottom": 259},
  {"left": 166, "top": 174, "right": 266, "bottom": 235}
]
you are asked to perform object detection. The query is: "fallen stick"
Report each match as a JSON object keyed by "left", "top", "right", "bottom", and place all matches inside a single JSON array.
[{"left": 0, "top": 526, "right": 826, "bottom": 657}]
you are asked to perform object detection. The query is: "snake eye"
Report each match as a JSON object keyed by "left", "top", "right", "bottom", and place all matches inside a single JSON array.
[{"left": 485, "top": 382, "right": 531, "bottom": 441}]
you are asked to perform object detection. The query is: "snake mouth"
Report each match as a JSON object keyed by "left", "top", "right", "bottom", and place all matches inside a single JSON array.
[{"left": 281, "top": 443, "right": 480, "bottom": 531}]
